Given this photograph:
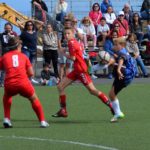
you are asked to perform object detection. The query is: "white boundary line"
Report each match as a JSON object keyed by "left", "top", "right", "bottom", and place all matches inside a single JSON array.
[{"left": 0, "top": 135, "right": 119, "bottom": 150}]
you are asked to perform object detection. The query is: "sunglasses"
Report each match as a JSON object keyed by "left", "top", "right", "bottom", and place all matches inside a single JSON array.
[
  {"left": 119, "top": 15, "right": 124, "bottom": 17},
  {"left": 27, "top": 24, "right": 33, "bottom": 26},
  {"left": 115, "top": 26, "right": 119, "bottom": 27}
]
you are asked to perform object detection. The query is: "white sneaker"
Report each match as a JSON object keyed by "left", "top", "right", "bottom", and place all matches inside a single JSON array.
[
  {"left": 31, "top": 78, "right": 39, "bottom": 84},
  {"left": 40, "top": 121, "right": 49, "bottom": 128},
  {"left": 3, "top": 118, "right": 12, "bottom": 128},
  {"left": 91, "top": 74, "right": 98, "bottom": 79},
  {"left": 94, "top": 47, "right": 99, "bottom": 50},
  {"left": 110, "top": 112, "right": 125, "bottom": 123}
]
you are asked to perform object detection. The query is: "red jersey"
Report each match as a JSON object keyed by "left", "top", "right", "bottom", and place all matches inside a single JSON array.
[
  {"left": 68, "top": 39, "right": 88, "bottom": 73},
  {"left": 0, "top": 50, "right": 32, "bottom": 86}
]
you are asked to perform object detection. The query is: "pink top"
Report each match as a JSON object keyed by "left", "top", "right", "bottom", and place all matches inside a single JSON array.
[{"left": 89, "top": 11, "right": 102, "bottom": 26}]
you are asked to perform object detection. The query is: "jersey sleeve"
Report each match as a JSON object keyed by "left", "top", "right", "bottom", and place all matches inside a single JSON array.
[{"left": 68, "top": 40, "right": 76, "bottom": 57}]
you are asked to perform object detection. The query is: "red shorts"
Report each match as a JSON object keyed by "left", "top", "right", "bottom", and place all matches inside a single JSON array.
[
  {"left": 4, "top": 80, "right": 35, "bottom": 98},
  {"left": 67, "top": 70, "right": 92, "bottom": 86}
]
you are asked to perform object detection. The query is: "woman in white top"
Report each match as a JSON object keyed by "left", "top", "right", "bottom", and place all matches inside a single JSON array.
[
  {"left": 80, "top": 16, "right": 97, "bottom": 50},
  {"left": 104, "top": 6, "right": 116, "bottom": 29},
  {"left": 54, "top": 0, "right": 68, "bottom": 23}
]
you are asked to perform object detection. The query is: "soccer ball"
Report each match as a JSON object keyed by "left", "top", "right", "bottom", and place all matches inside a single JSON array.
[{"left": 97, "top": 51, "right": 111, "bottom": 63}]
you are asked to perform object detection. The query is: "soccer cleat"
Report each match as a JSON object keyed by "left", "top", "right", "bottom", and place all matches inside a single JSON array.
[
  {"left": 91, "top": 74, "right": 98, "bottom": 79},
  {"left": 110, "top": 112, "right": 125, "bottom": 123},
  {"left": 3, "top": 118, "right": 12, "bottom": 128},
  {"left": 40, "top": 121, "right": 49, "bottom": 128},
  {"left": 52, "top": 109, "right": 68, "bottom": 118}
]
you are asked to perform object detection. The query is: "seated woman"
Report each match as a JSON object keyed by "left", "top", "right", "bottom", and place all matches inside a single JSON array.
[
  {"left": 89, "top": 3, "right": 102, "bottom": 35},
  {"left": 104, "top": 6, "right": 116, "bottom": 29},
  {"left": 130, "top": 13, "right": 144, "bottom": 49},
  {"left": 126, "top": 33, "right": 148, "bottom": 77},
  {"left": 97, "top": 17, "right": 110, "bottom": 44},
  {"left": 140, "top": 0, "right": 150, "bottom": 20},
  {"left": 80, "top": 16, "right": 97, "bottom": 50}
]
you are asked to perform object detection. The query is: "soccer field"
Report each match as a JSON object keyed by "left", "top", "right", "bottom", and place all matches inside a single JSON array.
[{"left": 0, "top": 83, "right": 150, "bottom": 150}]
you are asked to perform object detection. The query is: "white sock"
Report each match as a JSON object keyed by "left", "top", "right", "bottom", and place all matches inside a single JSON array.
[{"left": 111, "top": 99, "right": 122, "bottom": 116}]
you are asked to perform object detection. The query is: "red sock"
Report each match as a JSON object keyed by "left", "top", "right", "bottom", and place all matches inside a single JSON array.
[
  {"left": 59, "top": 95, "right": 66, "bottom": 109},
  {"left": 32, "top": 99, "right": 45, "bottom": 122},
  {"left": 98, "top": 93, "right": 112, "bottom": 109},
  {"left": 3, "top": 95, "right": 12, "bottom": 119}
]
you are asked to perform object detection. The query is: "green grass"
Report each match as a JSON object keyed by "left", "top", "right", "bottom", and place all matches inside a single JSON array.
[{"left": 0, "top": 84, "right": 150, "bottom": 150}]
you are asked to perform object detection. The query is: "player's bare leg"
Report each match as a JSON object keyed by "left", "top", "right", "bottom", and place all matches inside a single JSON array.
[
  {"left": 29, "top": 93, "right": 49, "bottom": 127},
  {"left": 109, "top": 86, "right": 124, "bottom": 122},
  {"left": 3, "top": 93, "right": 13, "bottom": 128},
  {"left": 85, "top": 82, "right": 114, "bottom": 115},
  {"left": 52, "top": 77, "right": 73, "bottom": 117}
]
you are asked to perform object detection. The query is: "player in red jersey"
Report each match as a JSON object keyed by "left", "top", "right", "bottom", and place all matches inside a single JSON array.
[
  {"left": 52, "top": 27, "right": 114, "bottom": 117},
  {"left": 0, "top": 37, "right": 49, "bottom": 128}
]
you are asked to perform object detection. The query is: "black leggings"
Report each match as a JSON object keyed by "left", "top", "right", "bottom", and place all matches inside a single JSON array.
[{"left": 43, "top": 50, "right": 59, "bottom": 77}]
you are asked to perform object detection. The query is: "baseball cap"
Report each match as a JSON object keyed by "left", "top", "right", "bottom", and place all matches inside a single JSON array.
[{"left": 118, "top": 11, "right": 124, "bottom": 16}]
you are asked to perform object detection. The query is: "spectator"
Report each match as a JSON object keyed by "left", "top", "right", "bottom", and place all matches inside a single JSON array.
[
  {"left": 40, "top": 63, "right": 58, "bottom": 86},
  {"left": 89, "top": 3, "right": 102, "bottom": 34},
  {"left": 104, "top": 30, "right": 119, "bottom": 79},
  {"left": 80, "top": 16, "right": 97, "bottom": 50},
  {"left": 104, "top": 6, "right": 116, "bottom": 29},
  {"left": 54, "top": 0, "right": 68, "bottom": 23},
  {"left": 113, "top": 11, "right": 129, "bottom": 37},
  {"left": 0, "top": 23, "right": 17, "bottom": 55},
  {"left": 122, "top": 3, "right": 133, "bottom": 25},
  {"left": 42, "top": 24, "right": 59, "bottom": 78},
  {"left": 57, "top": 19, "right": 73, "bottom": 80},
  {"left": 0, "top": 23, "right": 17, "bottom": 87},
  {"left": 144, "top": 20, "right": 150, "bottom": 40},
  {"left": 140, "top": 0, "right": 150, "bottom": 20},
  {"left": 130, "top": 13, "right": 144, "bottom": 49},
  {"left": 126, "top": 33, "right": 148, "bottom": 77},
  {"left": 97, "top": 17, "right": 110, "bottom": 44},
  {"left": 110, "top": 23, "right": 123, "bottom": 37},
  {"left": 101, "top": 0, "right": 113, "bottom": 14},
  {"left": 32, "top": 0, "right": 48, "bottom": 23},
  {"left": 20, "top": 21, "right": 37, "bottom": 64}
]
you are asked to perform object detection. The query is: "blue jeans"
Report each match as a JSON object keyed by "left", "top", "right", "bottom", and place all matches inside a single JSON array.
[
  {"left": 56, "top": 11, "right": 66, "bottom": 23},
  {"left": 135, "top": 32, "right": 144, "bottom": 48},
  {"left": 141, "top": 10, "right": 150, "bottom": 20},
  {"left": 22, "top": 47, "right": 36, "bottom": 64},
  {"left": 135, "top": 56, "right": 147, "bottom": 75}
]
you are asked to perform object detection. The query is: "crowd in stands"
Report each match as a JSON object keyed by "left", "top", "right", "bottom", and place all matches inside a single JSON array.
[{"left": 0, "top": 0, "right": 150, "bottom": 86}]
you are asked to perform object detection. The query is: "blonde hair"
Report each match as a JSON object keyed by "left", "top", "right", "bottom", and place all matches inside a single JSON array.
[
  {"left": 113, "top": 37, "right": 126, "bottom": 46},
  {"left": 81, "top": 16, "right": 93, "bottom": 25}
]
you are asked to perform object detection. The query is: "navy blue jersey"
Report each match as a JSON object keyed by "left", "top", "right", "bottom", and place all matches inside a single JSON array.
[{"left": 113, "top": 48, "right": 136, "bottom": 82}]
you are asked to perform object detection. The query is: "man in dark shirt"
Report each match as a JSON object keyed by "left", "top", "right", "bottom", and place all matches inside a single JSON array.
[{"left": 0, "top": 23, "right": 17, "bottom": 86}]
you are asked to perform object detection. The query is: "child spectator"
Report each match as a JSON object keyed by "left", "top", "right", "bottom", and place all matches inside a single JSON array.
[
  {"left": 104, "top": 6, "right": 116, "bottom": 29},
  {"left": 89, "top": 3, "right": 102, "bottom": 34},
  {"left": 97, "top": 17, "right": 110, "bottom": 44},
  {"left": 126, "top": 33, "right": 148, "bottom": 77},
  {"left": 80, "top": 16, "right": 97, "bottom": 50},
  {"left": 54, "top": 0, "right": 68, "bottom": 23},
  {"left": 40, "top": 63, "right": 58, "bottom": 86},
  {"left": 101, "top": 0, "right": 113, "bottom": 14}
]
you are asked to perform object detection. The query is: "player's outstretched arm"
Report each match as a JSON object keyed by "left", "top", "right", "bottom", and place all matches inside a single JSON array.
[
  {"left": 117, "top": 58, "right": 124, "bottom": 80},
  {"left": 27, "top": 67, "right": 34, "bottom": 78}
]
